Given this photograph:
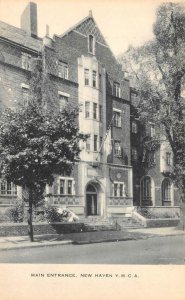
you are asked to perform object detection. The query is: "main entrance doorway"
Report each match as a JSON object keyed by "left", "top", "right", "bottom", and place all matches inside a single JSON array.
[{"left": 86, "top": 184, "right": 98, "bottom": 216}]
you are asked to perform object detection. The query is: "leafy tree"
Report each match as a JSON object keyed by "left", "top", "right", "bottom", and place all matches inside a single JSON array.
[
  {"left": 0, "top": 57, "right": 86, "bottom": 241},
  {"left": 119, "top": 2, "right": 185, "bottom": 224}
]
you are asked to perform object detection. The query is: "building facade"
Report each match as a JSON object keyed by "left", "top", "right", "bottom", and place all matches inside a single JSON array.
[
  {"left": 0, "top": 2, "right": 180, "bottom": 218},
  {"left": 130, "top": 88, "right": 180, "bottom": 208}
]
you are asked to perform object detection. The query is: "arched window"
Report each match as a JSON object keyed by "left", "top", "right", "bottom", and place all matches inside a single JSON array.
[
  {"left": 162, "top": 178, "right": 171, "bottom": 206},
  {"left": 0, "top": 180, "right": 17, "bottom": 195},
  {"left": 86, "top": 184, "right": 97, "bottom": 193},
  {"left": 141, "top": 176, "right": 152, "bottom": 206}
]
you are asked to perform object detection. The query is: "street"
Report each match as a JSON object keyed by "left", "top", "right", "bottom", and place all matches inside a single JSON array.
[{"left": 0, "top": 235, "right": 184, "bottom": 264}]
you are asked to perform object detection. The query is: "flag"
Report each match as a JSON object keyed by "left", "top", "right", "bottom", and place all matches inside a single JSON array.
[{"left": 103, "top": 127, "right": 112, "bottom": 157}]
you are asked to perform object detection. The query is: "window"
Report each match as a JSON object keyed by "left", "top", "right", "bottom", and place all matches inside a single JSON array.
[
  {"left": 99, "top": 73, "right": 102, "bottom": 90},
  {"left": 59, "top": 177, "right": 74, "bottom": 195},
  {"left": 162, "top": 178, "right": 171, "bottom": 205},
  {"left": 93, "top": 103, "right": 98, "bottom": 119},
  {"left": 22, "top": 87, "right": 29, "bottom": 106},
  {"left": 113, "top": 110, "right": 121, "bottom": 127},
  {"left": 58, "top": 91, "right": 69, "bottom": 111},
  {"left": 150, "top": 124, "right": 155, "bottom": 137},
  {"left": 92, "top": 71, "right": 97, "bottom": 88},
  {"left": 67, "top": 180, "right": 73, "bottom": 195},
  {"left": 59, "top": 95, "right": 68, "bottom": 111},
  {"left": 21, "top": 52, "right": 32, "bottom": 70},
  {"left": 114, "top": 183, "right": 118, "bottom": 197},
  {"left": 0, "top": 180, "right": 17, "bottom": 195},
  {"left": 99, "top": 136, "right": 103, "bottom": 154},
  {"left": 113, "top": 182, "right": 126, "bottom": 197},
  {"left": 113, "top": 82, "right": 120, "bottom": 98},
  {"left": 131, "top": 92, "right": 137, "bottom": 103},
  {"left": 99, "top": 105, "right": 102, "bottom": 122},
  {"left": 166, "top": 152, "right": 171, "bottom": 166},
  {"left": 58, "top": 61, "right": 68, "bottom": 79},
  {"left": 132, "top": 121, "right": 138, "bottom": 133},
  {"left": 60, "top": 179, "right": 65, "bottom": 195},
  {"left": 84, "top": 69, "right": 89, "bottom": 86},
  {"left": 150, "top": 152, "right": 156, "bottom": 164},
  {"left": 85, "top": 102, "right": 90, "bottom": 118},
  {"left": 94, "top": 135, "right": 98, "bottom": 151},
  {"left": 86, "top": 135, "right": 91, "bottom": 151},
  {"left": 141, "top": 176, "right": 152, "bottom": 204},
  {"left": 131, "top": 148, "right": 138, "bottom": 161},
  {"left": 114, "top": 140, "right": 122, "bottom": 156},
  {"left": 88, "top": 34, "right": 95, "bottom": 54}
]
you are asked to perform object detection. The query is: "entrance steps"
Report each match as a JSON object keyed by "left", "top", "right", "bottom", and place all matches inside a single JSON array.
[
  {"left": 79, "top": 216, "right": 117, "bottom": 232},
  {"left": 78, "top": 215, "right": 143, "bottom": 232}
]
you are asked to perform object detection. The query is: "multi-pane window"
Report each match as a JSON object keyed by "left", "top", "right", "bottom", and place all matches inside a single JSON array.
[
  {"left": 22, "top": 52, "right": 32, "bottom": 70},
  {"left": 59, "top": 94, "right": 68, "bottom": 111},
  {"left": 113, "top": 110, "right": 121, "bottom": 127},
  {"left": 88, "top": 35, "right": 94, "bottom": 54},
  {"left": 22, "top": 87, "right": 29, "bottom": 106},
  {"left": 85, "top": 101, "right": 90, "bottom": 118},
  {"left": 141, "top": 176, "right": 152, "bottom": 202},
  {"left": 132, "top": 121, "right": 138, "bottom": 133},
  {"left": 114, "top": 183, "right": 118, "bottom": 197},
  {"left": 150, "top": 124, "right": 155, "bottom": 137},
  {"left": 94, "top": 135, "right": 98, "bottom": 151},
  {"left": 58, "top": 61, "right": 68, "bottom": 79},
  {"left": 113, "top": 82, "right": 121, "bottom": 98},
  {"left": 99, "top": 105, "right": 102, "bottom": 122},
  {"left": 59, "top": 178, "right": 74, "bottom": 195},
  {"left": 59, "top": 179, "right": 65, "bottom": 194},
  {"left": 166, "top": 152, "right": 171, "bottom": 166},
  {"left": 131, "top": 148, "right": 138, "bottom": 161},
  {"left": 0, "top": 181, "right": 17, "bottom": 195},
  {"left": 67, "top": 180, "right": 73, "bottom": 195},
  {"left": 114, "top": 140, "right": 121, "bottom": 156},
  {"left": 93, "top": 103, "right": 98, "bottom": 119},
  {"left": 84, "top": 69, "right": 89, "bottom": 86},
  {"left": 162, "top": 178, "right": 171, "bottom": 204},
  {"left": 113, "top": 182, "right": 125, "bottom": 197},
  {"left": 86, "top": 135, "right": 91, "bottom": 151},
  {"left": 92, "top": 70, "right": 97, "bottom": 88},
  {"left": 150, "top": 152, "right": 156, "bottom": 164}
]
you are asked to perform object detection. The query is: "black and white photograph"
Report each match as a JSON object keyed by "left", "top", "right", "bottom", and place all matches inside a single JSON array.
[{"left": 0, "top": 0, "right": 185, "bottom": 298}]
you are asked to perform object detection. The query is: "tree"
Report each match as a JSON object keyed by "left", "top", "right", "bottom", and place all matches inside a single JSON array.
[
  {"left": 119, "top": 2, "right": 185, "bottom": 224},
  {"left": 0, "top": 58, "right": 86, "bottom": 241}
]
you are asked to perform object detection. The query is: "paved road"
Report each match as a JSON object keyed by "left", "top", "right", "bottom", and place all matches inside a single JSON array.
[{"left": 0, "top": 235, "right": 184, "bottom": 264}]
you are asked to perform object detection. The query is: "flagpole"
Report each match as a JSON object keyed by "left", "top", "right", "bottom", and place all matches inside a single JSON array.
[{"left": 95, "top": 114, "right": 115, "bottom": 160}]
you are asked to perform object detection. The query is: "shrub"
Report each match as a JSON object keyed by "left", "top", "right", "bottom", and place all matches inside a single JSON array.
[
  {"left": 45, "top": 207, "right": 62, "bottom": 223},
  {"left": 6, "top": 203, "right": 24, "bottom": 223}
]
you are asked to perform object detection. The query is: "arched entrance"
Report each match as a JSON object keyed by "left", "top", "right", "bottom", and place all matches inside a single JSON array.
[{"left": 86, "top": 183, "right": 98, "bottom": 216}]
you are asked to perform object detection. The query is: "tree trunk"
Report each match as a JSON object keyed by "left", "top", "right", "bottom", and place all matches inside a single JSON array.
[{"left": 28, "top": 189, "right": 34, "bottom": 242}]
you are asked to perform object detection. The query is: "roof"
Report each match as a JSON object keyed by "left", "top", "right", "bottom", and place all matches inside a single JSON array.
[
  {"left": 0, "top": 20, "right": 42, "bottom": 52},
  {"left": 59, "top": 12, "right": 108, "bottom": 47}
]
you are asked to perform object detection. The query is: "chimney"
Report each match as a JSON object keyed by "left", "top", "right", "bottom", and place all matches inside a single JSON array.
[{"left": 21, "top": 2, "right": 38, "bottom": 38}]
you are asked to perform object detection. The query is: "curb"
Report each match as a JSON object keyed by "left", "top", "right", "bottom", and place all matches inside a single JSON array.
[{"left": 0, "top": 240, "right": 73, "bottom": 251}]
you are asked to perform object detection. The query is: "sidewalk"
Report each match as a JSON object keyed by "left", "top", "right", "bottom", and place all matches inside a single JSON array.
[{"left": 0, "top": 227, "right": 184, "bottom": 251}]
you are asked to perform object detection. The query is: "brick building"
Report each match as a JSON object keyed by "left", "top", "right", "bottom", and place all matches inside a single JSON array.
[
  {"left": 0, "top": 2, "right": 133, "bottom": 217},
  {"left": 130, "top": 88, "right": 180, "bottom": 208},
  {"left": 0, "top": 2, "right": 180, "bottom": 218}
]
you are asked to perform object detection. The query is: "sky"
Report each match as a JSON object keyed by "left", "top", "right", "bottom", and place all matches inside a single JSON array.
[{"left": 0, "top": 0, "right": 182, "bottom": 56}]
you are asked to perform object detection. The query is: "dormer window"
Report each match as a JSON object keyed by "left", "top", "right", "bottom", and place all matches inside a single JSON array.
[{"left": 88, "top": 34, "right": 95, "bottom": 54}]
